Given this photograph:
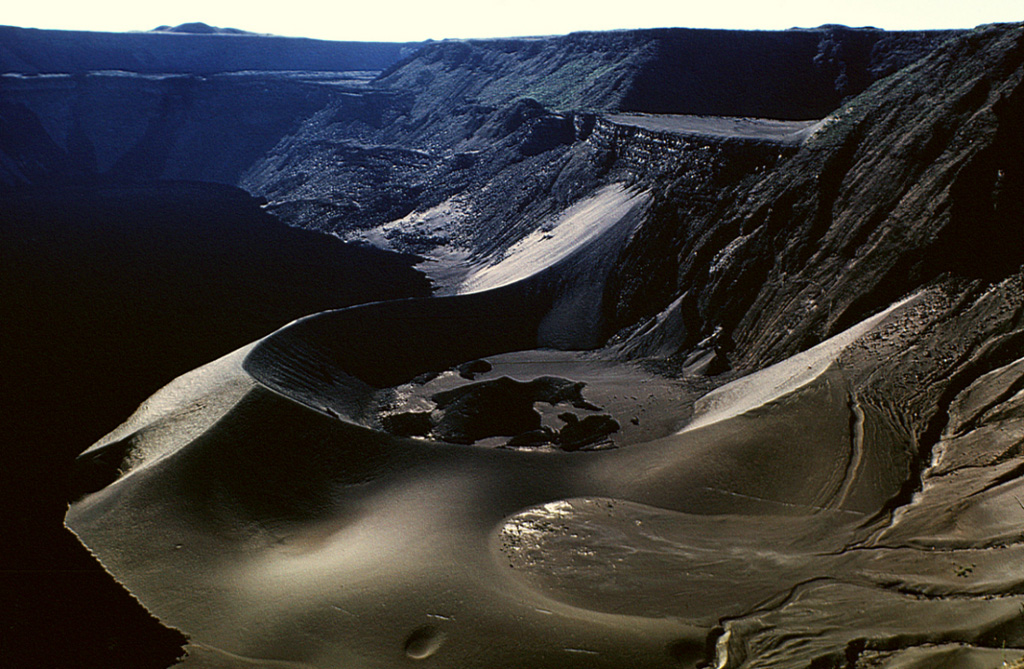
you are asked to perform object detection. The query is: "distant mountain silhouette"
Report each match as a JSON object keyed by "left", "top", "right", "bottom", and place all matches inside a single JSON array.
[{"left": 150, "top": 22, "right": 254, "bottom": 35}]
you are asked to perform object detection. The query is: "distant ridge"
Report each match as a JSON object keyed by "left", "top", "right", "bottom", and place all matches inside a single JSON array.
[
  {"left": 0, "top": 24, "right": 423, "bottom": 74},
  {"left": 150, "top": 22, "right": 254, "bottom": 35}
]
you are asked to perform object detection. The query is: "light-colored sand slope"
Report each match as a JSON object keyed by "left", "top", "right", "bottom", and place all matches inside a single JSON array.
[
  {"left": 68, "top": 377, "right": 708, "bottom": 668},
  {"left": 239, "top": 191, "right": 649, "bottom": 408},
  {"left": 605, "top": 114, "right": 822, "bottom": 145},
  {"left": 352, "top": 183, "right": 648, "bottom": 302},
  {"left": 75, "top": 345, "right": 257, "bottom": 480},
  {"left": 680, "top": 293, "right": 918, "bottom": 434},
  {"left": 460, "top": 184, "right": 648, "bottom": 294},
  {"left": 66, "top": 286, "right": 1024, "bottom": 668}
]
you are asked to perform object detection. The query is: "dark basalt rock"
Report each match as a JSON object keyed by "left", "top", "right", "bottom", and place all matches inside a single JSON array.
[
  {"left": 431, "top": 377, "right": 543, "bottom": 444},
  {"left": 430, "top": 376, "right": 601, "bottom": 444},
  {"left": 380, "top": 411, "right": 434, "bottom": 438},
  {"left": 556, "top": 413, "right": 620, "bottom": 450},
  {"left": 506, "top": 426, "right": 559, "bottom": 447}
]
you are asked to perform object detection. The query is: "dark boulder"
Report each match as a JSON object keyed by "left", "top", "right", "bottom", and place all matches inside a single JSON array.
[
  {"left": 381, "top": 412, "right": 434, "bottom": 438},
  {"left": 557, "top": 414, "right": 620, "bottom": 451},
  {"left": 430, "top": 376, "right": 601, "bottom": 444}
]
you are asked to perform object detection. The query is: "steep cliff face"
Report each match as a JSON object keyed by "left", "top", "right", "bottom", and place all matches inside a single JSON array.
[
  {"left": 0, "top": 24, "right": 421, "bottom": 188},
  {"left": 376, "top": 27, "right": 956, "bottom": 118},
  {"left": 605, "top": 26, "right": 1024, "bottom": 587},
  {"left": 608, "top": 22, "right": 1024, "bottom": 371},
  {"left": 241, "top": 96, "right": 605, "bottom": 240},
  {"left": 0, "top": 72, "right": 380, "bottom": 186},
  {"left": 233, "top": 28, "right": 953, "bottom": 246},
  {"left": 589, "top": 114, "right": 811, "bottom": 184},
  {"left": 620, "top": 26, "right": 961, "bottom": 117}
]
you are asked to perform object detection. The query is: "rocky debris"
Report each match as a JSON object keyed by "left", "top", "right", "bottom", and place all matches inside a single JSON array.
[
  {"left": 500, "top": 414, "right": 621, "bottom": 450},
  {"left": 432, "top": 376, "right": 599, "bottom": 412},
  {"left": 242, "top": 93, "right": 602, "bottom": 240},
  {"left": 468, "top": 98, "right": 577, "bottom": 155},
  {"left": 430, "top": 377, "right": 544, "bottom": 444}
]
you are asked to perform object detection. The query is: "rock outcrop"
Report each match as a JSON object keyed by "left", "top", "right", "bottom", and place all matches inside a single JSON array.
[{"left": 607, "top": 23, "right": 1024, "bottom": 372}]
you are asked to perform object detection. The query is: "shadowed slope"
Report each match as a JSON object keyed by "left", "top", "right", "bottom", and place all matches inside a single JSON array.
[
  {"left": 1, "top": 181, "right": 430, "bottom": 668},
  {"left": 376, "top": 27, "right": 955, "bottom": 117}
]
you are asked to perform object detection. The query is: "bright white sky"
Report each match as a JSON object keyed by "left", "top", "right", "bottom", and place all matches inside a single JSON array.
[{"left": 5, "top": 0, "right": 1022, "bottom": 42}]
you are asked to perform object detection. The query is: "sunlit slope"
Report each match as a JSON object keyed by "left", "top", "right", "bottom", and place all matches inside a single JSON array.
[{"left": 68, "top": 277, "right": 1024, "bottom": 668}]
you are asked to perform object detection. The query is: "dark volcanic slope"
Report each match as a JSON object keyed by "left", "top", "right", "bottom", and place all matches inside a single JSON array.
[
  {"left": 619, "top": 26, "right": 962, "bottom": 117},
  {"left": 376, "top": 26, "right": 958, "bottom": 116},
  {"left": 608, "top": 22, "right": 1024, "bottom": 373},
  {"left": 0, "top": 72, "right": 408, "bottom": 186},
  {"left": 236, "top": 27, "right": 955, "bottom": 238},
  {"left": 1, "top": 25, "right": 955, "bottom": 238}
]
